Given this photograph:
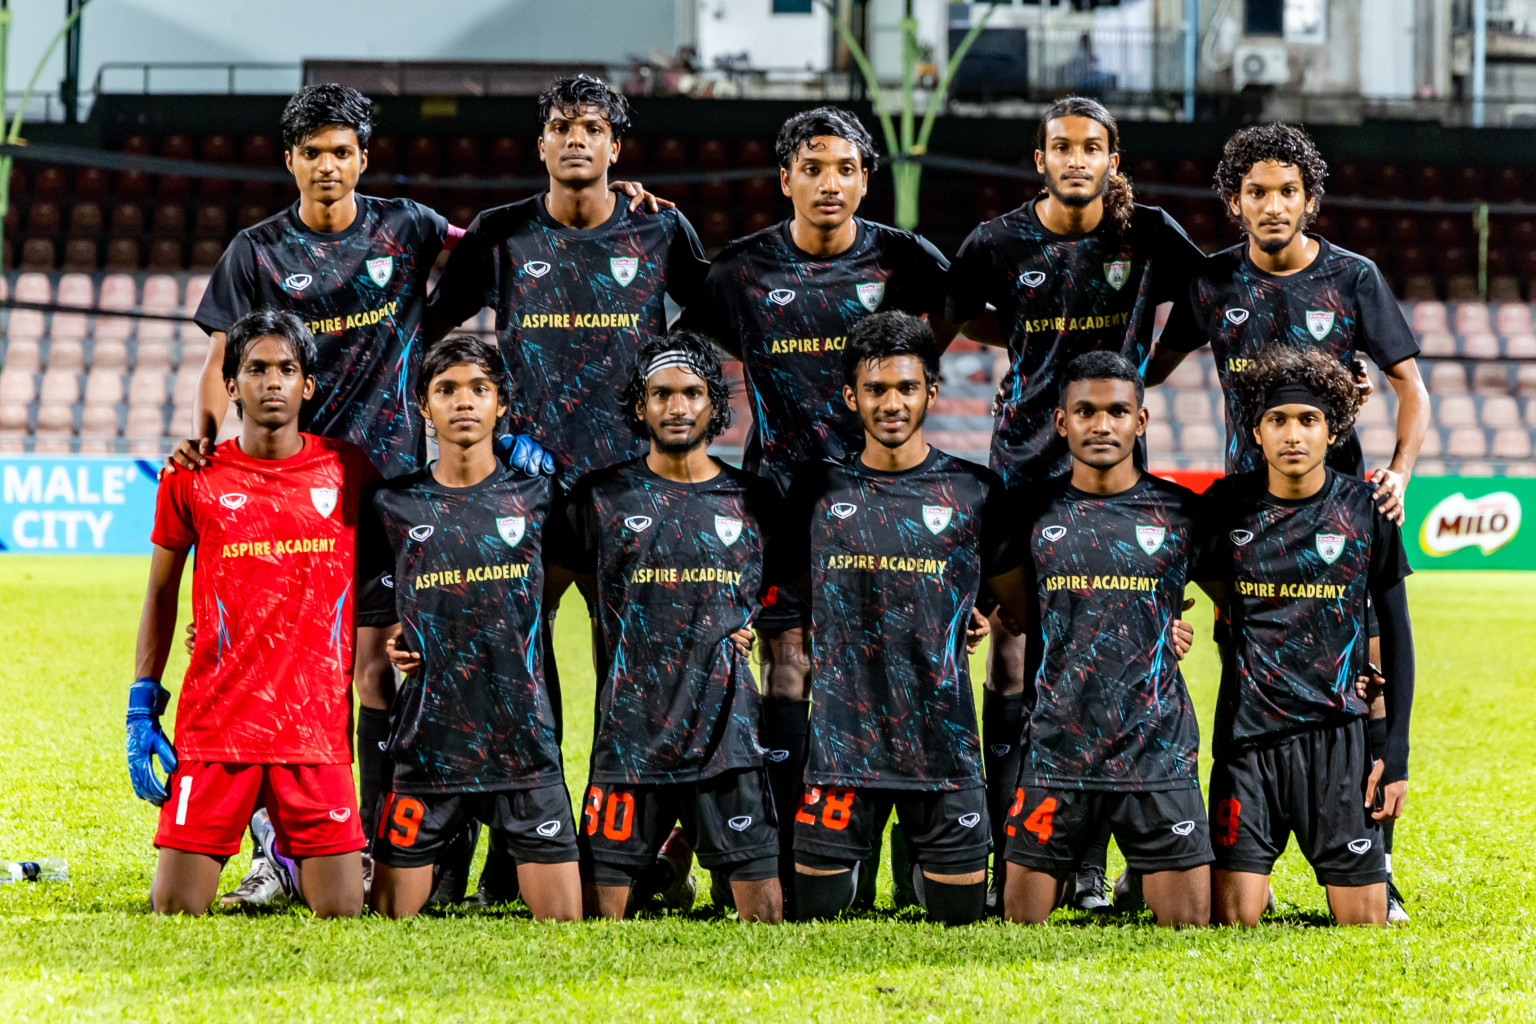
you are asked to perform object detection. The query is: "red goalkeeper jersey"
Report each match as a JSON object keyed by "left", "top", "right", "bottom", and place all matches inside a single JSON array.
[{"left": 151, "top": 434, "right": 377, "bottom": 763}]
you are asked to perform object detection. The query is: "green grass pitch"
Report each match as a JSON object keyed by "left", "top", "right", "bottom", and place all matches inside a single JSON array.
[{"left": 1, "top": 556, "right": 1533, "bottom": 1022}]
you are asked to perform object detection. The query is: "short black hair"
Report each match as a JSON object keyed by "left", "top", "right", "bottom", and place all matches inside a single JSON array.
[
  {"left": 841, "top": 311, "right": 940, "bottom": 388},
  {"left": 222, "top": 308, "right": 317, "bottom": 382},
  {"left": 1232, "top": 346, "right": 1358, "bottom": 445},
  {"left": 417, "top": 334, "right": 512, "bottom": 411},
  {"left": 1058, "top": 350, "right": 1144, "bottom": 407},
  {"left": 281, "top": 83, "right": 374, "bottom": 150},
  {"left": 1035, "top": 95, "right": 1119, "bottom": 153},
  {"left": 776, "top": 106, "right": 878, "bottom": 172},
  {"left": 1214, "top": 122, "right": 1328, "bottom": 228},
  {"left": 537, "top": 74, "right": 631, "bottom": 138},
  {"left": 622, "top": 331, "right": 733, "bottom": 444}
]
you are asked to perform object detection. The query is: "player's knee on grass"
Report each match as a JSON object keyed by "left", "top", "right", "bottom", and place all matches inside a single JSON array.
[
  {"left": 1212, "top": 870, "right": 1269, "bottom": 927},
  {"left": 1140, "top": 866, "right": 1212, "bottom": 928},
  {"left": 298, "top": 852, "right": 365, "bottom": 918},
  {"left": 1326, "top": 882, "right": 1388, "bottom": 926},
  {"left": 913, "top": 859, "right": 988, "bottom": 926},
  {"left": 793, "top": 855, "right": 859, "bottom": 919},
  {"left": 150, "top": 849, "right": 225, "bottom": 916}
]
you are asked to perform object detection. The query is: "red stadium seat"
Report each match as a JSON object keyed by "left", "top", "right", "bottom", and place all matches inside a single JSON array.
[
  {"left": 1373, "top": 164, "right": 1406, "bottom": 198},
  {"left": 19, "top": 238, "right": 56, "bottom": 270},
  {"left": 406, "top": 137, "right": 441, "bottom": 175},
  {"left": 367, "top": 135, "right": 398, "bottom": 171},
  {"left": 1331, "top": 162, "right": 1366, "bottom": 196},
  {"left": 121, "top": 135, "right": 152, "bottom": 156},
  {"left": 193, "top": 204, "right": 228, "bottom": 239},
  {"left": 487, "top": 137, "right": 523, "bottom": 175},
  {"left": 1429, "top": 215, "right": 1468, "bottom": 247},
  {"left": 743, "top": 210, "right": 775, "bottom": 235},
  {"left": 68, "top": 202, "right": 103, "bottom": 237},
  {"left": 151, "top": 205, "right": 187, "bottom": 238},
  {"left": 159, "top": 135, "right": 194, "bottom": 161},
  {"left": 33, "top": 166, "right": 69, "bottom": 200},
  {"left": 737, "top": 140, "right": 771, "bottom": 167},
  {"left": 618, "top": 137, "right": 646, "bottom": 171},
  {"left": 699, "top": 177, "right": 732, "bottom": 206},
  {"left": 75, "top": 166, "right": 110, "bottom": 201},
  {"left": 1491, "top": 166, "right": 1526, "bottom": 203},
  {"left": 741, "top": 173, "right": 777, "bottom": 205},
  {"left": 1129, "top": 157, "right": 1162, "bottom": 183},
  {"left": 236, "top": 203, "right": 269, "bottom": 229},
  {"left": 1170, "top": 158, "right": 1204, "bottom": 187},
  {"left": 146, "top": 239, "right": 183, "bottom": 271},
  {"left": 697, "top": 140, "right": 729, "bottom": 170},
  {"left": 1412, "top": 165, "right": 1446, "bottom": 201},
  {"left": 1452, "top": 165, "right": 1486, "bottom": 199},
  {"left": 190, "top": 240, "right": 223, "bottom": 270},
  {"left": 157, "top": 175, "right": 193, "bottom": 203},
  {"left": 1445, "top": 276, "right": 1479, "bottom": 302},
  {"left": 61, "top": 240, "right": 98, "bottom": 271},
  {"left": 446, "top": 137, "right": 482, "bottom": 172},
  {"left": 200, "top": 134, "right": 234, "bottom": 163},
  {"left": 26, "top": 201, "right": 62, "bottom": 235},
  {"left": 242, "top": 134, "right": 277, "bottom": 167},
  {"left": 700, "top": 210, "right": 734, "bottom": 249},
  {"left": 1400, "top": 274, "right": 1439, "bottom": 300},
  {"left": 200, "top": 176, "right": 234, "bottom": 204},
  {"left": 115, "top": 171, "right": 151, "bottom": 201},
  {"left": 653, "top": 138, "right": 688, "bottom": 172}
]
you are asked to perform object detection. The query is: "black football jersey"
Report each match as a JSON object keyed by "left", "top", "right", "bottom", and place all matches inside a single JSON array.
[
  {"left": 1019, "top": 474, "right": 1203, "bottom": 792},
  {"left": 946, "top": 202, "right": 1204, "bottom": 487},
  {"left": 559, "top": 459, "right": 774, "bottom": 784},
  {"left": 426, "top": 195, "right": 710, "bottom": 489},
  {"left": 1195, "top": 469, "right": 1412, "bottom": 754},
  {"left": 366, "top": 466, "right": 564, "bottom": 794},
  {"left": 195, "top": 195, "right": 450, "bottom": 478},
  {"left": 678, "top": 218, "right": 950, "bottom": 492},
  {"left": 1159, "top": 237, "right": 1420, "bottom": 475},
  {"left": 773, "top": 449, "right": 1012, "bottom": 791}
]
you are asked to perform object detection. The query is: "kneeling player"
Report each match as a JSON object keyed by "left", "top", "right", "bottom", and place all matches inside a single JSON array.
[
  {"left": 562, "top": 333, "right": 781, "bottom": 922},
  {"left": 128, "top": 310, "right": 372, "bottom": 917},
  {"left": 985, "top": 352, "right": 1204, "bottom": 926},
  {"left": 775, "top": 312, "right": 997, "bottom": 925},
  {"left": 368, "top": 336, "right": 580, "bottom": 920},
  {"left": 1198, "top": 348, "right": 1414, "bottom": 926}
]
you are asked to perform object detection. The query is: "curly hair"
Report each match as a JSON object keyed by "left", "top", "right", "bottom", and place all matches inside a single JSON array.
[
  {"left": 775, "top": 106, "right": 879, "bottom": 173},
  {"left": 1213, "top": 122, "right": 1327, "bottom": 230},
  {"left": 1232, "top": 346, "right": 1358, "bottom": 448},
  {"left": 1035, "top": 95, "right": 1134, "bottom": 236},
  {"left": 537, "top": 74, "right": 631, "bottom": 138},
  {"left": 623, "top": 331, "right": 733, "bottom": 444},
  {"left": 416, "top": 334, "right": 512, "bottom": 414},
  {"left": 281, "top": 83, "right": 374, "bottom": 150}
]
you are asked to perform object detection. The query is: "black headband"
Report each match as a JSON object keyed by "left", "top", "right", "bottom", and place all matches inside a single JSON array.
[{"left": 1263, "top": 382, "right": 1329, "bottom": 414}]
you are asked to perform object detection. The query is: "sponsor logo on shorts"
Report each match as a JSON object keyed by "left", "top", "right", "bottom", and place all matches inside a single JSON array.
[
  {"left": 284, "top": 273, "right": 313, "bottom": 293},
  {"left": 1348, "top": 838, "right": 1373, "bottom": 855},
  {"left": 727, "top": 816, "right": 753, "bottom": 831},
  {"left": 958, "top": 812, "right": 982, "bottom": 828},
  {"left": 766, "top": 749, "right": 790, "bottom": 762},
  {"left": 536, "top": 820, "right": 563, "bottom": 837},
  {"left": 1171, "top": 820, "right": 1196, "bottom": 836},
  {"left": 624, "top": 515, "right": 653, "bottom": 532},
  {"left": 219, "top": 493, "right": 248, "bottom": 510},
  {"left": 989, "top": 743, "right": 1010, "bottom": 756},
  {"left": 328, "top": 809, "right": 351, "bottom": 823},
  {"left": 1225, "top": 308, "right": 1250, "bottom": 325},
  {"left": 830, "top": 503, "right": 857, "bottom": 520},
  {"left": 1230, "top": 529, "right": 1254, "bottom": 546},
  {"left": 1042, "top": 525, "right": 1067, "bottom": 542},
  {"left": 768, "top": 288, "right": 795, "bottom": 306},
  {"left": 1021, "top": 271, "right": 1046, "bottom": 287},
  {"left": 525, "top": 261, "right": 551, "bottom": 278},
  {"left": 381, "top": 575, "right": 394, "bottom": 589},
  {"left": 408, "top": 524, "right": 435, "bottom": 542}
]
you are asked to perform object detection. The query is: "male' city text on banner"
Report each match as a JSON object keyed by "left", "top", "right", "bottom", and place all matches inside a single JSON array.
[{"left": 0, "top": 457, "right": 162, "bottom": 554}]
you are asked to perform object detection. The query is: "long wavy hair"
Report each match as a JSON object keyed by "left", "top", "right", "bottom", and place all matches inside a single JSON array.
[{"left": 1035, "top": 95, "right": 1134, "bottom": 236}]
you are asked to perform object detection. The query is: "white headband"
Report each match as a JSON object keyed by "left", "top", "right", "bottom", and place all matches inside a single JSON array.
[{"left": 644, "top": 351, "right": 702, "bottom": 380}]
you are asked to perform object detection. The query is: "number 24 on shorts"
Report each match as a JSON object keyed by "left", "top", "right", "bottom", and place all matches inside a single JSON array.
[
  {"left": 795, "top": 786, "right": 855, "bottom": 830},
  {"left": 1006, "top": 789, "right": 1057, "bottom": 843}
]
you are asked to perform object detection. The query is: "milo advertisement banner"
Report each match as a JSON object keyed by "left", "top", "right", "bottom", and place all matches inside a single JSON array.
[{"left": 1407, "top": 476, "right": 1533, "bottom": 570}]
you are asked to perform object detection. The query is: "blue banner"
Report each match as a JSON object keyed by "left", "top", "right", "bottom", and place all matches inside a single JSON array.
[{"left": 0, "top": 456, "right": 163, "bottom": 554}]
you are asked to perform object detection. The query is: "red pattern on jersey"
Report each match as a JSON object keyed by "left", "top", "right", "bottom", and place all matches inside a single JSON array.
[{"left": 151, "top": 434, "right": 377, "bottom": 763}]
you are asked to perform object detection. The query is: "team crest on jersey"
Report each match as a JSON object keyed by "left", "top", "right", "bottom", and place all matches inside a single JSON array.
[
  {"left": 1103, "top": 259, "right": 1131, "bottom": 291},
  {"left": 768, "top": 288, "right": 795, "bottom": 306},
  {"left": 496, "top": 515, "right": 526, "bottom": 548},
  {"left": 283, "top": 273, "right": 313, "bottom": 293},
  {"left": 1225, "top": 308, "right": 1250, "bottom": 325},
  {"left": 922, "top": 505, "right": 953, "bottom": 534},
  {"left": 1136, "top": 524, "right": 1166, "bottom": 555},
  {"left": 525, "top": 261, "right": 551, "bottom": 278},
  {"left": 856, "top": 282, "right": 886, "bottom": 312},
  {"left": 715, "top": 515, "right": 743, "bottom": 546},
  {"left": 1021, "top": 270, "right": 1046, "bottom": 288},
  {"left": 958, "top": 813, "right": 982, "bottom": 828},
  {"left": 408, "top": 524, "right": 435, "bottom": 542},
  {"left": 1306, "top": 310, "right": 1336, "bottom": 340},
  {"left": 727, "top": 815, "right": 753, "bottom": 831},
  {"left": 310, "top": 487, "right": 338, "bottom": 518},
  {"left": 830, "top": 503, "right": 857, "bottom": 520},
  {"left": 1230, "top": 529, "right": 1254, "bottom": 546},
  {"left": 219, "top": 493, "right": 248, "bottom": 511},
  {"left": 1042, "top": 525, "right": 1067, "bottom": 541},
  {"left": 624, "top": 515, "right": 653, "bottom": 532},
  {"left": 1316, "top": 532, "right": 1346, "bottom": 564},
  {"left": 610, "top": 257, "right": 638, "bottom": 287},
  {"left": 365, "top": 257, "right": 392, "bottom": 287},
  {"left": 1348, "top": 838, "right": 1373, "bottom": 855}
]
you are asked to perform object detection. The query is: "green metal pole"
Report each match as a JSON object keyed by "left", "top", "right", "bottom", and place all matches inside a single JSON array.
[{"left": 1475, "top": 203, "right": 1489, "bottom": 302}]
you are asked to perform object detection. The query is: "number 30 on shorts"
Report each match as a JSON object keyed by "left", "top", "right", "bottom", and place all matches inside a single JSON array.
[
  {"left": 583, "top": 786, "right": 635, "bottom": 841},
  {"left": 795, "top": 786, "right": 855, "bottom": 830}
]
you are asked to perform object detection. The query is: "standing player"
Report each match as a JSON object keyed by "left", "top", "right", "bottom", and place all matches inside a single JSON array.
[
  {"left": 773, "top": 312, "right": 1000, "bottom": 925},
  {"left": 678, "top": 107, "right": 953, "bottom": 902},
  {"left": 126, "top": 310, "right": 371, "bottom": 917},
  {"left": 1145, "top": 123, "right": 1429, "bottom": 919},
  {"left": 984, "top": 352, "right": 1205, "bottom": 927},
  {"left": 945, "top": 96, "right": 1207, "bottom": 908},
  {"left": 1196, "top": 348, "right": 1414, "bottom": 926},
  {"left": 561, "top": 333, "right": 781, "bottom": 923},
  {"left": 366, "top": 335, "right": 580, "bottom": 920}
]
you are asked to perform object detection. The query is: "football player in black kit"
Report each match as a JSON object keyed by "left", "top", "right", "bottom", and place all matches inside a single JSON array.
[
  {"left": 560, "top": 333, "right": 781, "bottom": 923},
  {"left": 678, "top": 107, "right": 954, "bottom": 905},
  {"left": 1145, "top": 123, "right": 1428, "bottom": 920},
  {"left": 983, "top": 352, "right": 1203, "bottom": 926},
  {"left": 1195, "top": 348, "right": 1414, "bottom": 927},
  {"left": 369, "top": 335, "right": 581, "bottom": 921},
  {"left": 945, "top": 96, "right": 1207, "bottom": 910},
  {"left": 773, "top": 312, "right": 997, "bottom": 925}
]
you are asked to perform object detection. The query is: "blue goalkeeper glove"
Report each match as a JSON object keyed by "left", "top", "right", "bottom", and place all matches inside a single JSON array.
[
  {"left": 126, "top": 677, "right": 178, "bottom": 805},
  {"left": 496, "top": 433, "right": 557, "bottom": 477}
]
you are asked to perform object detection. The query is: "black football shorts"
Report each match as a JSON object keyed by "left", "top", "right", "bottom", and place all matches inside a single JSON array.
[
  {"left": 1209, "top": 718, "right": 1387, "bottom": 887},
  {"left": 793, "top": 785, "right": 989, "bottom": 873},
  {"left": 580, "top": 768, "right": 779, "bottom": 887},
  {"left": 755, "top": 585, "right": 812, "bottom": 635},
  {"left": 1003, "top": 785, "right": 1212, "bottom": 873},
  {"left": 371, "top": 783, "right": 578, "bottom": 868},
  {"left": 356, "top": 572, "right": 399, "bottom": 629}
]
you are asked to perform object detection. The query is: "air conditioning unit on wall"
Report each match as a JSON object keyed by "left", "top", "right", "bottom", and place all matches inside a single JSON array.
[{"left": 1233, "top": 43, "right": 1292, "bottom": 88}]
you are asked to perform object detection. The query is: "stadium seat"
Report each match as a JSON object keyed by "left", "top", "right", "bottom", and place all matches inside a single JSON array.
[
  {"left": 1172, "top": 390, "right": 1213, "bottom": 422},
  {"left": 121, "top": 135, "right": 152, "bottom": 156},
  {"left": 1491, "top": 166, "right": 1525, "bottom": 203},
  {"left": 157, "top": 176, "right": 193, "bottom": 203},
  {"left": 193, "top": 204, "right": 228, "bottom": 239},
  {"left": 487, "top": 137, "right": 523, "bottom": 175},
  {"left": 1498, "top": 430, "right": 1536, "bottom": 460},
  {"left": 0, "top": 402, "right": 29, "bottom": 451},
  {"left": 135, "top": 341, "right": 174, "bottom": 373},
  {"left": 1, "top": 335, "right": 41, "bottom": 372},
  {"left": 1461, "top": 332, "right": 1500, "bottom": 360},
  {"left": 446, "top": 137, "right": 482, "bottom": 171},
  {"left": 170, "top": 366, "right": 201, "bottom": 407},
  {"left": 1419, "top": 428, "right": 1444, "bottom": 457},
  {"left": 1472, "top": 363, "right": 1511, "bottom": 394},
  {"left": 46, "top": 339, "right": 85, "bottom": 372},
  {"left": 78, "top": 405, "right": 118, "bottom": 453},
  {"left": 6, "top": 309, "right": 46, "bottom": 343},
  {"left": 1446, "top": 427, "right": 1488, "bottom": 459},
  {"left": 1416, "top": 330, "right": 1455, "bottom": 357},
  {"left": 1452, "top": 303, "right": 1492, "bottom": 334},
  {"left": 146, "top": 240, "right": 183, "bottom": 271},
  {"left": 236, "top": 203, "right": 269, "bottom": 229},
  {"left": 1481, "top": 395, "right": 1520, "bottom": 428},
  {"left": 1436, "top": 395, "right": 1477, "bottom": 427},
  {"left": 1409, "top": 302, "right": 1448, "bottom": 332},
  {"left": 75, "top": 166, "right": 110, "bottom": 201},
  {"left": 32, "top": 166, "right": 68, "bottom": 200},
  {"left": 190, "top": 240, "right": 223, "bottom": 270},
  {"left": 1359, "top": 426, "right": 1396, "bottom": 459},
  {"left": 697, "top": 139, "right": 729, "bottom": 170},
  {"left": 38, "top": 368, "right": 80, "bottom": 405},
  {"left": 1401, "top": 275, "right": 1438, "bottom": 301},
  {"left": 61, "top": 240, "right": 98, "bottom": 271},
  {"left": 104, "top": 240, "right": 142, "bottom": 271},
  {"left": 1487, "top": 277, "right": 1522, "bottom": 302},
  {"left": 160, "top": 135, "right": 194, "bottom": 161},
  {"left": 91, "top": 338, "right": 130, "bottom": 370},
  {"left": 151, "top": 204, "right": 187, "bottom": 238},
  {"left": 125, "top": 405, "right": 166, "bottom": 453},
  {"left": 83, "top": 369, "right": 125, "bottom": 406},
  {"left": 1428, "top": 362, "right": 1468, "bottom": 394},
  {"left": 654, "top": 138, "right": 687, "bottom": 172},
  {"left": 1518, "top": 365, "right": 1536, "bottom": 396},
  {"left": 25, "top": 201, "right": 62, "bottom": 235},
  {"left": 1506, "top": 333, "right": 1536, "bottom": 360},
  {"left": 406, "top": 137, "right": 441, "bottom": 175},
  {"left": 128, "top": 369, "right": 169, "bottom": 408},
  {"left": 1495, "top": 304, "right": 1533, "bottom": 335},
  {"left": 33, "top": 403, "right": 73, "bottom": 453},
  {"left": 0, "top": 368, "right": 35, "bottom": 405},
  {"left": 115, "top": 171, "right": 151, "bottom": 202},
  {"left": 109, "top": 203, "right": 146, "bottom": 238},
  {"left": 1177, "top": 423, "right": 1222, "bottom": 454},
  {"left": 241, "top": 134, "right": 277, "bottom": 167},
  {"left": 1445, "top": 276, "right": 1479, "bottom": 302},
  {"left": 140, "top": 274, "right": 179, "bottom": 313},
  {"left": 68, "top": 202, "right": 103, "bottom": 237}
]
